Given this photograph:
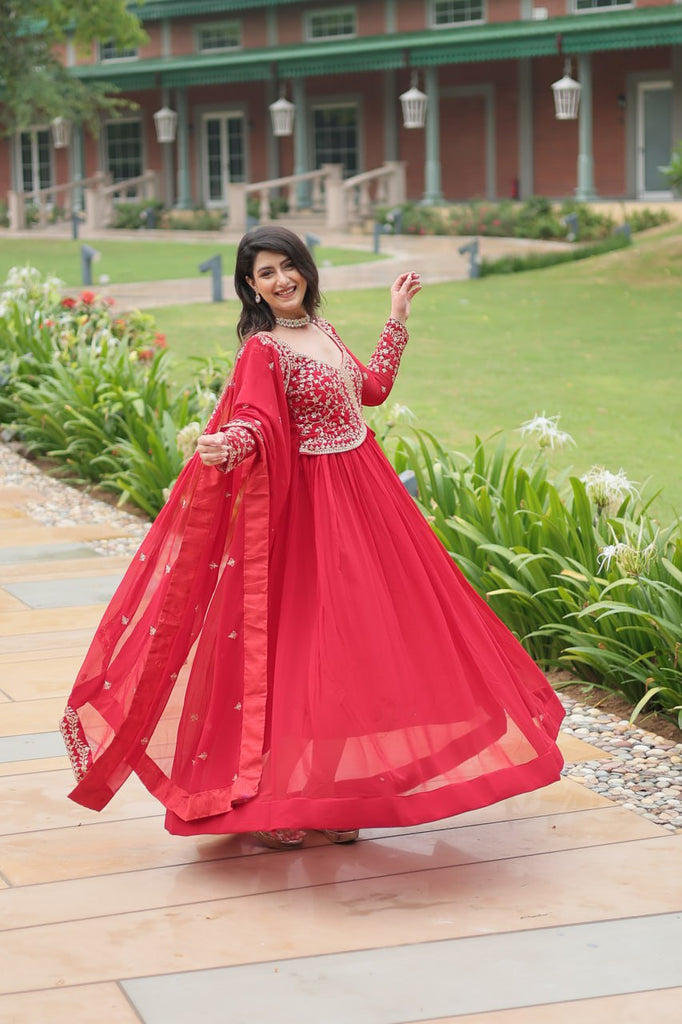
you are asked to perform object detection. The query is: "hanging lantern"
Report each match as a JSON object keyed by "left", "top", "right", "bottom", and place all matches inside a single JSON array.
[
  {"left": 552, "top": 60, "right": 581, "bottom": 120},
  {"left": 400, "top": 72, "right": 428, "bottom": 129},
  {"left": 269, "top": 94, "right": 295, "bottom": 137},
  {"left": 50, "top": 117, "right": 72, "bottom": 149},
  {"left": 153, "top": 106, "right": 178, "bottom": 143}
]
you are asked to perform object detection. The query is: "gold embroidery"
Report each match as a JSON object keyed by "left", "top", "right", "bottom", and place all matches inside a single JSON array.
[{"left": 60, "top": 705, "right": 92, "bottom": 782}]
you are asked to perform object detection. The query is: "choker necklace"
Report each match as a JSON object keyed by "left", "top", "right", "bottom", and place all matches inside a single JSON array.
[{"left": 275, "top": 314, "right": 311, "bottom": 329}]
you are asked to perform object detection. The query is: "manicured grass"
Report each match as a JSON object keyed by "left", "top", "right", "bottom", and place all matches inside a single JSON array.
[
  {"left": 151, "top": 228, "right": 682, "bottom": 518},
  {"left": 0, "top": 237, "right": 383, "bottom": 287}
]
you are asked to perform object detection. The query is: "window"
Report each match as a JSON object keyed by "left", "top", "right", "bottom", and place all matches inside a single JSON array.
[
  {"left": 105, "top": 120, "right": 143, "bottom": 194},
  {"left": 306, "top": 7, "right": 356, "bottom": 41},
  {"left": 20, "top": 129, "right": 52, "bottom": 194},
  {"left": 573, "top": 0, "right": 631, "bottom": 10},
  {"left": 99, "top": 41, "right": 138, "bottom": 62},
  {"left": 430, "top": 1, "right": 485, "bottom": 26},
  {"left": 197, "top": 22, "right": 241, "bottom": 53},
  {"left": 313, "top": 105, "right": 358, "bottom": 177},
  {"left": 204, "top": 114, "right": 245, "bottom": 205}
]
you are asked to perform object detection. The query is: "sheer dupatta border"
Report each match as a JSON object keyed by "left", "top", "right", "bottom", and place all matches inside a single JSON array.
[{"left": 60, "top": 335, "right": 294, "bottom": 820}]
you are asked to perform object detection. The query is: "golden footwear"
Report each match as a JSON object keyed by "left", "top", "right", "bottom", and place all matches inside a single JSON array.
[
  {"left": 252, "top": 829, "right": 306, "bottom": 850},
  {"left": 321, "top": 828, "right": 360, "bottom": 844}
]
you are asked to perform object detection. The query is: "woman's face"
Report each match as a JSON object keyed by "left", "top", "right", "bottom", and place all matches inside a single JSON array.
[{"left": 247, "top": 250, "right": 307, "bottom": 318}]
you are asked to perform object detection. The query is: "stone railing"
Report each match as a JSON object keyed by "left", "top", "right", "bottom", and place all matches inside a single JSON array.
[
  {"left": 84, "top": 171, "right": 158, "bottom": 230},
  {"left": 227, "top": 167, "right": 333, "bottom": 233},
  {"left": 342, "top": 162, "right": 406, "bottom": 224},
  {"left": 227, "top": 161, "right": 406, "bottom": 232},
  {"left": 7, "top": 173, "right": 105, "bottom": 231}
]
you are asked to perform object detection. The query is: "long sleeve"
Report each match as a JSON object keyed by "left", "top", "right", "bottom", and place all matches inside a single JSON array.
[
  {"left": 216, "top": 420, "right": 258, "bottom": 472},
  {"left": 356, "top": 317, "right": 408, "bottom": 407}
]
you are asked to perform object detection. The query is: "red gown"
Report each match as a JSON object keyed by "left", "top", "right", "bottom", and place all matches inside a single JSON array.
[{"left": 61, "top": 317, "right": 564, "bottom": 834}]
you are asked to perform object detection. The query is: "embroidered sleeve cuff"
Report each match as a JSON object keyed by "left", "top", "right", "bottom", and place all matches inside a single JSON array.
[{"left": 216, "top": 418, "right": 259, "bottom": 472}]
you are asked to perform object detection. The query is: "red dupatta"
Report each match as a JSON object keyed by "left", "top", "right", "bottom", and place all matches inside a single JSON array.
[{"left": 60, "top": 335, "right": 294, "bottom": 821}]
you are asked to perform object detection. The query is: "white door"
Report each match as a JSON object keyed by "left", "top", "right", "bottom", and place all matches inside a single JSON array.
[
  {"left": 202, "top": 113, "right": 245, "bottom": 207},
  {"left": 637, "top": 81, "right": 673, "bottom": 199}
]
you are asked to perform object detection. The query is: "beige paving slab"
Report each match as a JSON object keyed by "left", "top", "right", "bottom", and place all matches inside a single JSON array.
[
  {"left": 0, "top": 983, "right": 141, "bottom": 1024},
  {"left": 0, "top": 804, "right": 663, "bottom": 927},
  {"left": 0, "top": 695, "right": 67, "bottom": 735},
  {"left": 1, "top": 835, "right": 680, "bottom": 995},
  {"left": 0, "top": 755, "right": 70, "bottom": 777},
  {"left": 0, "top": 641, "right": 90, "bottom": 664},
  {"left": 0, "top": 590, "right": 29, "bottom": 613},
  {"left": 0, "top": 523, "right": 132, "bottom": 544},
  {"left": 415, "top": 987, "right": 682, "bottom": 1023},
  {"left": 557, "top": 733, "right": 610, "bottom": 763},
  {"left": 0, "top": 554, "right": 132, "bottom": 584},
  {"left": 0, "top": 655, "right": 82, "bottom": 700},
  {"left": 0, "top": 605, "right": 105, "bottom": 637},
  {"left": 0, "top": 769, "right": 160, "bottom": 837},
  {"left": 0, "top": 770, "right": 609, "bottom": 845},
  {"left": 0, "top": 485, "right": 49, "bottom": 506}
]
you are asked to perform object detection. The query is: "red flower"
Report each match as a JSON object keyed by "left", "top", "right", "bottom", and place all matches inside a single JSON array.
[
  {"left": 61, "top": 296, "right": 76, "bottom": 309},
  {"left": 79, "top": 290, "right": 96, "bottom": 305},
  {"left": 113, "top": 318, "right": 126, "bottom": 329},
  {"left": 104, "top": 296, "right": 115, "bottom": 306},
  {"left": 43, "top": 319, "right": 55, "bottom": 328},
  {"left": 154, "top": 332, "right": 167, "bottom": 348},
  {"left": 138, "top": 348, "right": 154, "bottom": 361}
]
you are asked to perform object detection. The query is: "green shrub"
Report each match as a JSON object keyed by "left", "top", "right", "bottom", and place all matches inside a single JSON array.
[
  {"left": 163, "top": 207, "right": 225, "bottom": 231},
  {"left": 110, "top": 200, "right": 165, "bottom": 230},
  {"left": 0, "top": 201, "right": 8, "bottom": 228},
  {"left": 381, "top": 417, "right": 682, "bottom": 724},
  {"left": 479, "top": 232, "right": 630, "bottom": 276},
  {"left": 626, "top": 207, "right": 672, "bottom": 233},
  {"left": 0, "top": 267, "right": 225, "bottom": 516}
]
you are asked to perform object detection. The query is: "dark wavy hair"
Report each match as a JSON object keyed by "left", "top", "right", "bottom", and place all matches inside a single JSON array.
[{"left": 234, "top": 226, "right": 322, "bottom": 342}]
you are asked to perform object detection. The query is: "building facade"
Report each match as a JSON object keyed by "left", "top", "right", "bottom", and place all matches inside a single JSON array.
[{"left": 4, "top": 0, "right": 682, "bottom": 218}]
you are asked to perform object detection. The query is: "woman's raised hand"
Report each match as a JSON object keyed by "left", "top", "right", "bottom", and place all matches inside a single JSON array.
[
  {"left": 390, "top": 272, "right": 421, "bottom": 324},
  {"left": 197, "top": 431, "right": 228, "bottom": 466}
]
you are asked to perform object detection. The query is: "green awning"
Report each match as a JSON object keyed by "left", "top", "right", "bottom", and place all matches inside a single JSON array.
[
  {"left": 74, "top": 4, "right": 682, "bottom": 89},
  {"left": 129, "top": 0, "right": 305, "bottom": 19}
]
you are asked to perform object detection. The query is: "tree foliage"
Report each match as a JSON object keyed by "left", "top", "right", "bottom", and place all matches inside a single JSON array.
[{"left": 0, "top": 0, "right": 147, "bottom": 135}]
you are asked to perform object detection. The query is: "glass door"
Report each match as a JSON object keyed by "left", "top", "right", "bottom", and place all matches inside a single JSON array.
[
  {"left": 637, "top": 81, "right": 672, "bottom": 198},
  {"left": 19, "top": 128, "right": 53, "bottom": 195},
  {"left": 202, "top": 113, "right": 245, "bottom": 206}
]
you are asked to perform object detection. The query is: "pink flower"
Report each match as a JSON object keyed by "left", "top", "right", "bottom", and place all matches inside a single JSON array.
[
  {"left": 61, "top": 297, "right": 76, "bottom": 309},
  {"left": 79, "top": 290, "right": 96, "bottom": 305}
]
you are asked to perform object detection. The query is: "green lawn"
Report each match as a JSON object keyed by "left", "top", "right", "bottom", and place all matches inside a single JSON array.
[
  {"left": 0, "top": 237, "right": 383, "bottom": 287},
  {"left": 150, "top": 229, "right": 682, "bottom": 518}
]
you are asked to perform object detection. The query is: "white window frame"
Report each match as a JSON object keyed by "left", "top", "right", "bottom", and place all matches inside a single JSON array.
[
  {"left": 98, "top": 41, "right": 139, "bottom": 62},
  {"left": 195, "top": 21, "right": 242, "bottom": 54},
  {"left": 429, "top": 0, "right": 486, "bottom": 28},
  {"left": 200, "top": 110, "right": 248, "bottom": 208},
  {"left": 16, "top": 125, "right": 54, "bottom": 196},
  {"left": 311, "top": 99, "right": 362, "bottom": 178},
  {"left": 571, "top": 0, "right": 633, "bottom": 13},
  {"left": 305, "top": 6, "right": 357, "bottom": 42}
]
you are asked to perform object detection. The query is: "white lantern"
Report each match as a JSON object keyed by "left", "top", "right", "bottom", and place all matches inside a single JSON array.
[
  {"left": 269, "top": 95, "right": 295, "bottom": 137},
  {"left": 552, "top": 62, "right": 581, "bottom": 121},
  {"left": 153, "top": 106, "right": 178, "bottom": 143},
  {"left": 400, "top": 73, "right": 428, "bottom": 129},
  {"left": 51, "top": 117, "right": 72, "bottom": 149}
]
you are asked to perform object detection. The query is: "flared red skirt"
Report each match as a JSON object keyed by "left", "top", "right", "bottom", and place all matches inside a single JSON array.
[{"left": 166, "top": 432, "right": 564, "bottom": 835}]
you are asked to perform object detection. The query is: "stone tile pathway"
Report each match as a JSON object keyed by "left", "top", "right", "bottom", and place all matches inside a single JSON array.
[{"left": 1, "top": 442, "right": 681, "bottom": 1022}]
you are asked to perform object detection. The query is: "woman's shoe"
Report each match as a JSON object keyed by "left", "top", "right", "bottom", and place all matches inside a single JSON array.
[
  {"left": 321, "top": 829, "right": 360, "bottom": 844},
  {"left": 252, "top": 829, "right": 306, "bottom": 850}
]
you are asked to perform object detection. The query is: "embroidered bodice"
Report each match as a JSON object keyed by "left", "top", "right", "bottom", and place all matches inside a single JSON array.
[{"left": 218, "top": 317, "right": 407, "bottom": 470}]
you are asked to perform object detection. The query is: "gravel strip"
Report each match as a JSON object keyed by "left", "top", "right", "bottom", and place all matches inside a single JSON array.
[
  {"left": 2, "top": 443, "right": 680, "bottom": 833},
  {"left": 560, "top": 697, "right": 682, "bottom": 833},
  {"left": 0, "top": 442, "right": 149, "bottom": 556}
]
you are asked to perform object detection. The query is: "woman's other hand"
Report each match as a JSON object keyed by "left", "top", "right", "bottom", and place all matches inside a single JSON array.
[
  {"left": 197, "top": 431, "right": 228, "bottom": 466},
  {"left": 390, "top": 272, "right": 421, "bottom": 324}
]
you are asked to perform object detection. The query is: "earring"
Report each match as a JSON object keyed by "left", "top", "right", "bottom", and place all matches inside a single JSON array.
[{"left": 254, "top": 292, "right": 261, "bottom": 304}]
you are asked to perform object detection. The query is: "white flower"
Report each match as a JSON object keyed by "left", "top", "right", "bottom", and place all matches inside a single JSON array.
[
  {"left": 582, "top": 466, "right": 639, "bottom": 515},
  {"left": 519, "top": 413, "right": 575, "bottom": 450},
  {"left": 176, "top": 421, "right": 203, "bottom": 463}
]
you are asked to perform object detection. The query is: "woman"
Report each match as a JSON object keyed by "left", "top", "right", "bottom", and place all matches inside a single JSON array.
[{"left": 61, "top": 226, "right": 565, "bottom": 850}]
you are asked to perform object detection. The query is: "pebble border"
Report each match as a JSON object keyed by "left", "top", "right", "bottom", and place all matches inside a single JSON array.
[{"left": 2, "top": 443, "right": 681, "bottom": 834}]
